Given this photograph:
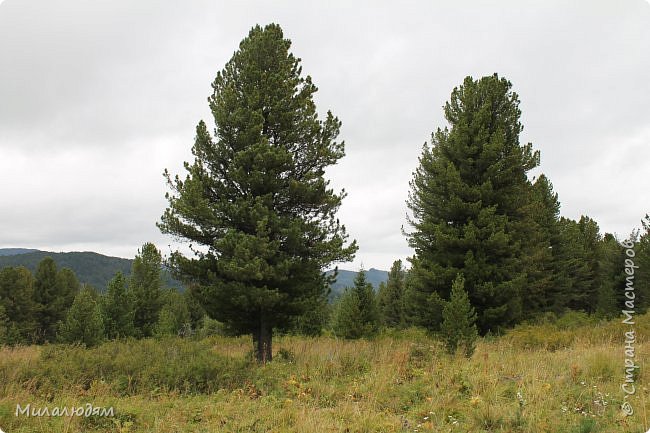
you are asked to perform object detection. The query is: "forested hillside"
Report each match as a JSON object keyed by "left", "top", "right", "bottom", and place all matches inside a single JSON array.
[
  {"left": 0, "top": 249, "right": 180, "bottom": 291},
  {"left": 0, "top": 249, "right": 386, "bottom": 296}
]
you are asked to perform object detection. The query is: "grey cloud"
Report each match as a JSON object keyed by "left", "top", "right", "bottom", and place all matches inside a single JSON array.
[{"left": 1, "top": 0, "right": 649, "bottom": 270}]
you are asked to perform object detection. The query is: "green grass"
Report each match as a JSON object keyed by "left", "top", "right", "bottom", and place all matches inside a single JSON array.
[{"left": 0, "top": 314, "right": 649, "bottom": 432}]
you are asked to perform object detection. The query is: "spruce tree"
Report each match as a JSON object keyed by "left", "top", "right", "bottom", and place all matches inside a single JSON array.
[
  {"left": 330, "top": 289, "right": 363, "bottom": 339},
  {"left": 331, "top": 269, "right": 380, "bottom": 339},
  {"left": 351, "top": 268, "right": 379, "bottom": 336},
  {"left": 406, "top": 74, "right": 539, "bottom": 333},
  {"left": 547, "top": 215, "right": 613, "bottom": 315},
  {"left": 441, "top": 274, "right": 478, "bottom": 357},
  {"left": 378, "top": 260, "right": 406, "bottom": 327},
  {"left": 158, "top": 24, "right": 356, "bottom": 362},
  {"left": 59, "top": 287, "right": 104, "bottom": 347},
  {"left": 130, "top": 243, "right": 163, "bottom": 337},
  {"left": 101, "top": 272, "right": 135, "bottom": 339},
  {"left": 547, "top": 217, "right": 584, "bottom": 313},
  {"left": 576, "top": 216, "right": 602, "bottom": 313},
  {"left": 33, "top": 257, "right": 72, "bottom": 342},
  {"left": 595, "top": 233, "right": 625, "bottom": 318},
  {"left": 518, "top": 175, "right": 559, "bottom": 315}
]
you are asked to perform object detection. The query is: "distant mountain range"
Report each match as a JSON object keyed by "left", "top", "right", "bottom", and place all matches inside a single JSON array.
[
  {"left": 0, "top": 248, "right": 388, "bottom": 297},
  {"left": 0, "top": 248, "right": 40, "bottom": 256},
  {"left": 326, "top": 268, "right": 389, "bottom": 296}
]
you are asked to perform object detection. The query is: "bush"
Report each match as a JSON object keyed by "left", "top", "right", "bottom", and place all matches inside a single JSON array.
[
  {"left": 505, "top": 324, "right": 575, "bottom": 351},
  {"left": 10, "top": 337, "right": 252, "bottom": 396},
  {"left": 555, "top": 311, "right": 597, "bottom": 330},
  {"left": 196, "top": 316, "right": 225, "bottom": 338}
]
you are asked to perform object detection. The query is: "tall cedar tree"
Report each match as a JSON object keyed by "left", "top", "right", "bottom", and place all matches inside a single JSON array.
[
  {"left": 377, "top": 260, "right": 406, "bottom": 327},
  {"left": 130, "top": 243, "right": 163, "bottom": 338},
  {"left": 406, "top": 74, "right": 540, "bottom": 334},
  {"left": 158, "top": 24, "right": 356, "bottom": 362}
]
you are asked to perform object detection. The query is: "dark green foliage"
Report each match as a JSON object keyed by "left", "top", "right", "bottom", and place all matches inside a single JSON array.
[
  {"left": 330, "top": 289, "right": 363, "bottom": 339},
  {"left": 100, "top": 272, "right": 135, "bottom": 339},
  {"left": 549, "top": 217, "right": 601, "bottom": 313},
  {"left": 158, "top": 24, "right": 356, "bottom": 362},
  {"left": 547, "top": 218, "right": 585, "bottom": 312},
  {"left": 287, "top": 290, "right": 329, "bottom": 336},
  {"left": 130, "top": 243, "right": 163, "bottom": 338},
  {"left": 330, "top": 269, "right": 379, "bottom": 338},
  {"left": 0, "top": 266, "right": 37, "bottom": 344},
  {"left": 33, "top": 257, "right": 77, "bottom": 342},
  {"left": 0, "top": 304, "right": 7, "bottom": 343},
  {"left": 518, "top": 175, "right": 559, "bottom": 315},
  {"left": 183, "top": 285, "right": 207, "bottom": 329},
  {"left": 352, "top": 269, "right": 379, "bottom": 335},
  {"left": 441, "top": 274, "right": 478, "bottom": 356},
  {"left": 377, "top": 260, "right": 405, "bottom": 327},
  {"left": 575, "top": 216, "right": 602, "bottom": 312},
  {"left": 33, "top": 256, "right": 58, "bottom": 341},
  {"left": 56, "top": 268, "right": 80, "bottom": 307},
  {"left": 406, "top": 74, "right": 539, "bottom": 334},
  {"left": 633, "top": 215, "right": 650, "bottom": 313},
  {"left": 59, "top": 286, "right": 104, "bottom": 347},
  {"left": 401, "top": 270, "right": 445, "bottom": 330},
  {"left": 595, "top": 233, "right": 625, "bottom": 318}
]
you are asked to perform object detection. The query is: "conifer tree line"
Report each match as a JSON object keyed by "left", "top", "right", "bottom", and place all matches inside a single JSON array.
[
  {"left": 0, "top": 243, "right": 206, "bottom": 347},
  {"left": 1, "top": 24, "right": 649, "bottom": 359}
]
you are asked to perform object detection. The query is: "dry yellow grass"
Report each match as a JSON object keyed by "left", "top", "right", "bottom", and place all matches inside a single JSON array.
[{"left": 0, "top": 316, "right": 648, "bottom": 432}]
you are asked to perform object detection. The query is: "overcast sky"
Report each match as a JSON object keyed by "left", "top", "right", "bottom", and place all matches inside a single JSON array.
[{"left": 1, "top": 0, "right": 649, "bottom": 270}]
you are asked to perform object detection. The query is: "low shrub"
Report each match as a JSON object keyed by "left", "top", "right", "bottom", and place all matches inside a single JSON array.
[{"left": 7, "top": 337, "right": 252, "bottom": 396}]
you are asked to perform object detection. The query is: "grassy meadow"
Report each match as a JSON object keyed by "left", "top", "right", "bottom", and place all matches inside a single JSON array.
[{"left": 0, "top": 314, "right": 648, "bottom": 433}]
